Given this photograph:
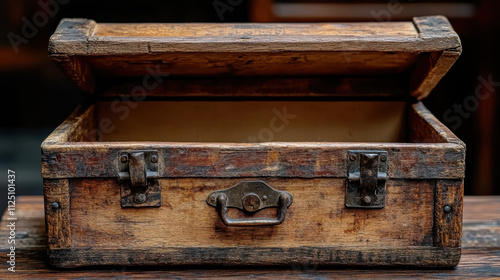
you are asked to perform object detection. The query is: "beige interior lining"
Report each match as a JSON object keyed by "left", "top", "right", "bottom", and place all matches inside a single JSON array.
[{"left": 93, "top": 101, "right": 407, "bottom": 143}]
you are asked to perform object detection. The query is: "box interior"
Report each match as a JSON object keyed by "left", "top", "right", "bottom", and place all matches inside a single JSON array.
[{"left": 62, "top": 101, "right": 446, "bottom": 143}]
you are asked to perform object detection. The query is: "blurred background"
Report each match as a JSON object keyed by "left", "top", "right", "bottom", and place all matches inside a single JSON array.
[{"left": 0, "top": 0, "right": 499, "bottom": 212}]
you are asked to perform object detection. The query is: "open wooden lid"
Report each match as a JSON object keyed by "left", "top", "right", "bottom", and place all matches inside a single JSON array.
[{"left": 49, "top": 16, "right": 461, "bottom": 100}]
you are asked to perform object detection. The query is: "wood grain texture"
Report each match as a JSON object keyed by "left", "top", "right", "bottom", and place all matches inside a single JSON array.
[
  {"left": 93, "top": 22, "right": 419, "bottom": 37},
  {"left": 69, "top": 178, "right": 434, "bottom": 248},
  {"left": 409, "top": 102, "right": 465, "bottom": 146},
  {"left": 60, "top": 176, "right": 450, "bottom": 267},
  {"left": 410, "top": 16, "right": 462, "bottom": 100},
  {"left": 462, "top": 196, "right": 500, "bottom": 249},
  {"left": 43, "top": 179, "right": 71, "bottom": 249},
  {"left": 48, "top": 16, "right": 461, "bottom": 99},
  {"left": 2, "top": 196, "right": 499, "bottom": 278},
  {"left": 48, "top": 19, "right": 96, "bottom": 93},
  {"left": 41, "top": 142, "right": 465, "bottom": 180},
  {"left": 50, "top": 19, "right": 460, "bottom": 55},
  {"left": 48, "top": 247, "right": 460, "bottom": 268},
  {"left": 40, "top": 104, "right": 96, "bottom": 145},
  {"left": 102, "top": 76, "right": 408, "bottom": 99},
  {"left": 434, "top": 180, "right": 464, "bottom": 251},
  {"left": 410, "top": 50, "right": 461, "bottom": 100},
  {"left": 50, "top": 55, "right": 95, "bottom": 93},
  {"left": 48, "top": 18, "right": 96, "bottom": 54},
  {"left": 86, "top": 52, "right": 419, "bottom": 77},
  {"left": 41, "top": 102, "right": 465, "bottom": 180}
]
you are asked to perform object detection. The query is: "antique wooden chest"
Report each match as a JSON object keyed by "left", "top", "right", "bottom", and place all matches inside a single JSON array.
[{"left": 42, "top": 16, "right": 465, "bottom": 268}]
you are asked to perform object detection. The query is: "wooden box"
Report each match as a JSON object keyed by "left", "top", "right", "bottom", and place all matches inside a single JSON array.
[{"left": 42, "top": 16, "right": 465, "bottom": 268}]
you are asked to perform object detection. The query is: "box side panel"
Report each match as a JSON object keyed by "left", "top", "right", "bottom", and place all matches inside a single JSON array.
[
  {"left": 434, "top": 179, "right": 464, "bottom": 249},
  {"left": 43, "top": 179, "right": 71, "bottom": 251},
  {"left": 409, "top": 102, "right": 465, "bottom": 146}
]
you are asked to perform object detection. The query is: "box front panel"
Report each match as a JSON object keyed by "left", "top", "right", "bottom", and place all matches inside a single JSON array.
[{"left": 68, "top": 178, "right": 434, "bottom": 249}]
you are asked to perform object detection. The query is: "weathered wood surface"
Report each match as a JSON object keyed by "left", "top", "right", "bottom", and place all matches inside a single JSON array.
[
  {"left": 43, "top": 179, "right": 71, "bottom": 250},
  {"left": 0, "top": 196, "right": 498, "bottom": 278},
  {"left": 38, "top": 176, "right": 461, "bottom": 268},
  {"left": 409, "top": 17, "right": 462, "bottom": 99},
  {"left": 50, "top": 18, "right": 460, "bottom": 55},
  {"left": 49, "top": 16, "right": 460, "bottom": 99},
  {"left": 102, "top": 77, "right": 408, "bottom": 99},
  {"left": 69, "top": 178, "right": 435, "bottom": 247},
  {"left": 41, "top": 102, "right": 465, "bottom": 180}
]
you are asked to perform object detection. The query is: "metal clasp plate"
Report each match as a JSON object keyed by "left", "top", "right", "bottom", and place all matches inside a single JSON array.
[
  {"left": 345, "top": 150, "right": 388, "bottom": 208},
  {"left": 118, "top": 150, "right": 161, "bottom": 208},
  {"left": 206, "top": 181, "right": 293, "bottom": 226}
]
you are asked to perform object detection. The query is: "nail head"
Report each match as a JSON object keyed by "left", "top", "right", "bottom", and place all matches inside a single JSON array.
[{"left": 51, "top": 202, "right": 60, "bottom": 210}]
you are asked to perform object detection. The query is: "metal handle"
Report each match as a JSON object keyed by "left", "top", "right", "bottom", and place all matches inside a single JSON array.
[{"left": 216, "top": 192, "right": 291, "bottom": 226}]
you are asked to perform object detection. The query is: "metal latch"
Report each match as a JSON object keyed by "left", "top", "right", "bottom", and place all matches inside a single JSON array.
[
  {"left": 345, "top": 150, "right": 388, "bottom": 208},
  {"left": 118, "top": 150, "right": 161, "bottom": 208}
]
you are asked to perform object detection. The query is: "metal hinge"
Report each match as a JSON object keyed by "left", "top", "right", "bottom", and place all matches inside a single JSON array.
[
  {"left": 118, "top": 150, "right": 161, "bottom": 208},
  {"left": 345, "top": 150, "right": 388, "bottom": 209}
]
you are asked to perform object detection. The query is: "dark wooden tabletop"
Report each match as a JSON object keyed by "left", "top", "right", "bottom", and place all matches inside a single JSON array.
[{"left": 1, "top": 196, "right": 499, "bottom": 279}]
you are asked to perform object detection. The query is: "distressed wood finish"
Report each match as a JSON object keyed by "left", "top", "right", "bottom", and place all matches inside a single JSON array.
[
  {"left": 48, "top": 19, "right": 96, "bottom": 93},
  {"left": 41, "top": 100, "right": 465, "bottom": 267},
  {"left": 41, "top": 141, "right": 465, "bottom": 180},
  {"left": 43, "top": 179, "right": 71, "bottom": 249},
  {"left": 410, "top": 17, "right": 462, "bottom": 99},
  {"left": 49, "top": 247, "right": 460, "bottom": 268},
  {"left": 69, "top": 178, "right": 434, "bottom": 248},
  {"left": 41, "top": 102, "right": 465, "bottom": 180},
  {"left": 102, "top": 77, "right": 408, "bottom": 99},
  {"left": 49, "top": 16, "right": 461, "bottom": 99},
  {"left": 85, "top": 52, "right": 419, "bottom": 77},
  {"left": 42, "top": 16, "right": 465, "bottom": 268},
  {"left": 2, "top": 196, "right": 499, "bottom": 278},
  {"left": 434, "top": 180, "right": 464, "bottom": 248}
]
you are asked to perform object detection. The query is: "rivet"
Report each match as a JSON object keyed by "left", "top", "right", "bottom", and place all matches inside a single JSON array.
[
  {"left": 262, "top": 195, "right": 268, "bottom": 201},
  {"left": 349, "top": 154, "right": 356, "bottom": 161},
  {"left": 242, "top": 193, "right": 261, "bottom": 213},
  {"left": 444, "top": 205, "right": 452, "bottom": 213},
  {"left": 380, "top": 154, "right": 387, "bottom": 162},
  {"left": 51, "top": 201, "right": 60, "bottom": 210},
  {"left": 151, "top": 155, "right": 158, "bottom": 163},
  {"left": 135, "top": 193, "right": 147, "bottom": 204},
  {"left": 363, "top": 196, "right": 372, "bottom": 204},
  {"left": 120, "top": 155, "right": 128, "bottom": 163}
]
